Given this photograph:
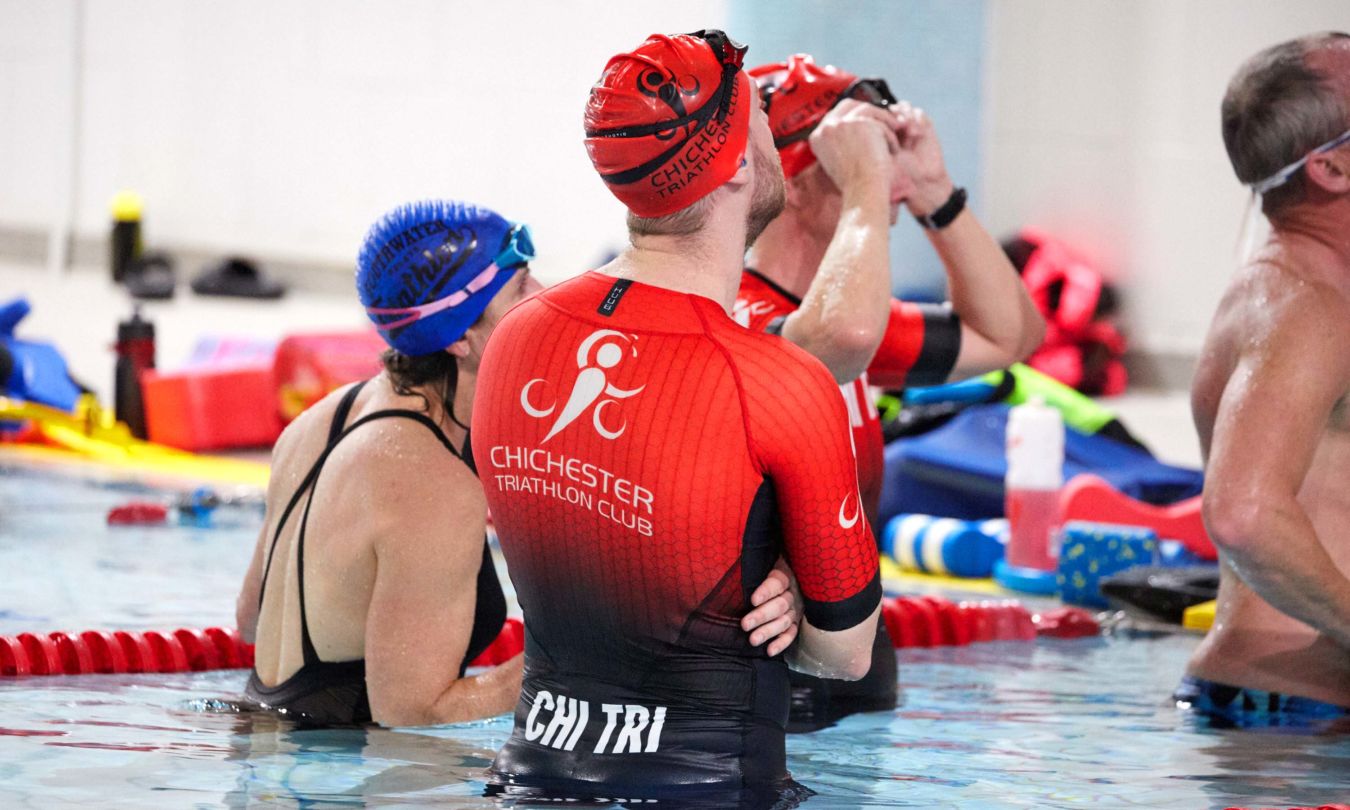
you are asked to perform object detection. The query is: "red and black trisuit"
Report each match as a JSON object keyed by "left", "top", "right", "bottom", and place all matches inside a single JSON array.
[
  {"left": 735, "top": 269, "right": 961, "bottom": 722},
  {"left": 473, "top": 272, "right": 881, "bottom": 794}
]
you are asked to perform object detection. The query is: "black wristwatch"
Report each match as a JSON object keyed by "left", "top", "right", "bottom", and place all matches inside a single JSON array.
[{"left": 914, "top": 186, "right": 967, "bottom": 230}]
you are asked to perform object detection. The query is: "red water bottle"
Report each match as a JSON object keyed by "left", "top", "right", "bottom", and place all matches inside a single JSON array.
[{"left": 1003, "top": 397, "right": 1064, "bottom": 571}]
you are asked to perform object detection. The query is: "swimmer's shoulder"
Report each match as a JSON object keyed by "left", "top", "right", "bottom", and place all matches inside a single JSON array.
[
  {"left": 267, "top": 381, "right": 370, "bottom": 487},
  {"left": 279, "top": 381, "right": 364, "bottom": 437},
  {"left": 1227, "top": 257, "right": 1350, "bottom": 341},
  {"left": 330, "top": 410, "right": 484, "bottom": 527}
]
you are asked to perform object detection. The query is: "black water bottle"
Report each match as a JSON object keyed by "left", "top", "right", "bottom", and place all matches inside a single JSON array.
[
  {"left": 114, "top": 306, "right": 155, "bottom": 438},
  {"left": 110, "top": 190, "right": 143, "bottom": 283}
]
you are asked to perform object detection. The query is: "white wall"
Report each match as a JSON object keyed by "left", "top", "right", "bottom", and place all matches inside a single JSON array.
[
  {"left": 984, "top": 0, "right": 1349, "bottom": 357},
  {"left": 7, "top": 0, "right": 1348, "bottom": 356},
  {"left": 0, "top": 0, "right": 728, "bottom": 284},
  {"left": 0, "top": 2, "right": 75, "bottom": 232}
]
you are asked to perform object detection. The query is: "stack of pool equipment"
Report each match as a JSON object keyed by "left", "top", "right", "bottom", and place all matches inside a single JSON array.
[{"left": 877, "top": 395, "right": 1218, "bottom": 618}]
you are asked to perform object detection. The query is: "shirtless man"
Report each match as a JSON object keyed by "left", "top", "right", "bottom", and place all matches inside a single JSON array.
[{"left": 1180, "top": 32, "right": 1350, "bottom": 725}]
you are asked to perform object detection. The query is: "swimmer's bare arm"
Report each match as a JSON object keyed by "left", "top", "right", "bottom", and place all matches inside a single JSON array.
[
  {"left": 1203, "top": 290, "right": 1350, "bottom": 648},
  {"left": 781, "top": 100, "right": 902, "bottom": 383},
  {"left": 236, "top": 529, "right": 265, "bottom": 644},
  {"left": 364, "top": 454, "right": 522, "bottom": 727},
  {"left": 236, "top": 419, "right": 304, "bottom": 644},
  {"left": 894, "top": 105, "right": 1044, "bottom": 379},
  {"left": 786, "top": 603, "right": 882, "bottom": 681}
]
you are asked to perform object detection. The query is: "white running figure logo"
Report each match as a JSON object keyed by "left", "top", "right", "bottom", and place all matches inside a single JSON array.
[{"left": 520, "top": 329, "right": 646, "bottom": 443}]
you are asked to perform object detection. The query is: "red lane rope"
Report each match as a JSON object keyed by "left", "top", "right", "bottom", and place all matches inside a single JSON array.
[
  {"left": 0, "top": 627, "right": 254, "bottom": 677},
  {"left": 1, "top": 603, "right": 1093, "bottom": 678},
  {"left": 881, "top": 596, "right": 1096, "bottom": 648}
]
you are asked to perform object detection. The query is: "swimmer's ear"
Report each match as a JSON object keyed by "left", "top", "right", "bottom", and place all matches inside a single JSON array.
[
  {"left": 446, "top": 339, "right": 470, "bottom": 359},
  {"left": 783, "top": 172, "right": 807, "bottom": 210},
  {"left": 1305, "top": 149, "right": 1350, "bottom": 195},
  {"left": 727, "top": 151, "right": 751, "bottom": 189}
]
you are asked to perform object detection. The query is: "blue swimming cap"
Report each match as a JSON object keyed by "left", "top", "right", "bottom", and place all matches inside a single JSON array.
[{"left": 356, "top": 200, "right": 529, "bottom": 356}]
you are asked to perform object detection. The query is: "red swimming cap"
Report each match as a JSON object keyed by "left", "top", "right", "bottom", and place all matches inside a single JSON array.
[
  {"left": 584, "top": 30, "right": 753, "bottom": 218},
  {"left": 750, "top": 55, "right": 879, "bottom": 179}
]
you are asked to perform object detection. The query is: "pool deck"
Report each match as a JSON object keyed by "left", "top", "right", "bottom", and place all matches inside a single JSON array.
[{"left": 2, "top": 257, "right": 1203, "bottom": 473}]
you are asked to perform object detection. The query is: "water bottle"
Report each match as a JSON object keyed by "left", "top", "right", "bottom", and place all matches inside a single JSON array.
[
  {"left": 110, "top": 190, "right": 143, "bottom": 283},
  {"left": 1003, "top": 397, "right": 1064, "bottom": 571},
  {"left": 114, "top": 306, "right": 155, "bottom": 438}
]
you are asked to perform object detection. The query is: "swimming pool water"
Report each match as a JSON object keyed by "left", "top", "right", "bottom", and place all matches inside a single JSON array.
[{"left": 2, "top": 462, "right": 1348, "bottom": 808}]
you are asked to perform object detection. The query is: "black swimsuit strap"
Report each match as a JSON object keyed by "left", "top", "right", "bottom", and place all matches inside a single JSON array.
[
  {"left": 292, "top": 408, "right": 461, "bottom": 663},
  {"left": 257, "top": 381, "right": 368, "bottom": 614},
  {"left": 327, "top": 380, "right": 368, "bottom": 444},
  {"left": 256, "top": 381, "right": 464, "bottom": 666}
]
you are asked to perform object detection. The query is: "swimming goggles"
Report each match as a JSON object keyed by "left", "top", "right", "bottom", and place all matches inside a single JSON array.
[
  {"left": 767, "top": 77, "right": 899, "bottom": 148},
  {"left": 1248, "top": 128, "right": 1350, "bottom": 194},
  {"left": 364, "top": 222, "right": 535, "bottom": 331}
]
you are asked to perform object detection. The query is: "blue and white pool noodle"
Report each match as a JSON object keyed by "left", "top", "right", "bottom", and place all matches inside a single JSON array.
[{"left": 882, "top": 514, "right": 1008, "bottom": 578}]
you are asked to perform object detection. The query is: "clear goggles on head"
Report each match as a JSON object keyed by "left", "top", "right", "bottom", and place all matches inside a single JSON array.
[
  {"left": 365, "top": 222, "right": 535, "bottom": 332},
  {"left": 1248, "top": 128, "right": 1350, "bottom": 195}
]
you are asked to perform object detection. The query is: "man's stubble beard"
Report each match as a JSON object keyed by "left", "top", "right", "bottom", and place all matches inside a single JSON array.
[{"left": 745, "top": 140, "right": 787, "bottom": 248}]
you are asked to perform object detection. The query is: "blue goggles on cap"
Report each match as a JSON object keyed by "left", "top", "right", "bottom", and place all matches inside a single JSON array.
[
  {"left": 496, "top": 222, "right": 536, "bottom": 271},
  {"left": 364, "top": 221, "right": 535, "bottom": 332}
]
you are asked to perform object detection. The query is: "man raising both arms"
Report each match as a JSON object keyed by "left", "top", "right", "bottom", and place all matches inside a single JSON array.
[
  {"left": 472, "top": 30, "right": 880, "bottom": 805},
  {"left": 1179, "top": 32, "right": 1350, "bottom": 727},
  {"left": 740, "top": 55, "right": 1044, "bottom": 722}
]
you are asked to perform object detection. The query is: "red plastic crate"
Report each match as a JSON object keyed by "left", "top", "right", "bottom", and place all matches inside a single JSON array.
[{"left": 142, "top": 364, "right": 283, "bottom": 451}]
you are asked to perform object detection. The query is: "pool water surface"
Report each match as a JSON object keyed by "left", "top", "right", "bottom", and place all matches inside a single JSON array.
[{"left": 2, "top": 463, "right": 1348, "bottom": 808}]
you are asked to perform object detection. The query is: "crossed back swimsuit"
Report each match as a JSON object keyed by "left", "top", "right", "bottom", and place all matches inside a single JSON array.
[{"left": 245, "top": 380, "right": 506, "bottom": 725}]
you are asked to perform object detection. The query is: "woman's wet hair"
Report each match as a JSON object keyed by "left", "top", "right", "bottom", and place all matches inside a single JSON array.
[
  {"left": 381, "top": 348, "right": 458, "bottom": 420},
  {"left": 1221, "top": 32, "right": 1350, "bottom": 215}
]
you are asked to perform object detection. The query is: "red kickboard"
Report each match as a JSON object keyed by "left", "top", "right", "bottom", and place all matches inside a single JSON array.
[
  {"left": 142, "top": 364, "right": 282, "bottom": 452},
  {"left": 1060, "top": 474, "right": 1216, "bottom": 561}
]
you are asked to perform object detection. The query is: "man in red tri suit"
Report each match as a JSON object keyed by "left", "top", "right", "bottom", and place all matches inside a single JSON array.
[
  {"left": 472, "top": 30, "right": 881, "bottom": 806},
  {"left": 740, "top": 55, "right": 1045, "bottom": 725}
]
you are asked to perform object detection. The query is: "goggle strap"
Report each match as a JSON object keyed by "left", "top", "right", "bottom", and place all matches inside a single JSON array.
[
  {"left": 365, "top": 262, "right": 506, "bottom": 331},
  {"left": 1249, "top": 128, "right": 1350, "bottom": 194}
]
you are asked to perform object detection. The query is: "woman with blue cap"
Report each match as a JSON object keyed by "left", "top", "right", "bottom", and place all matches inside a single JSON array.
[{"left": 234, "top": 200, "right": 541, "bottom": 726}]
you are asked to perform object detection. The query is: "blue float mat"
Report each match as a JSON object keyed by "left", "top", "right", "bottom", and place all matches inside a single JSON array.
[{"left": 880, "top": 404, "right": 1203, "bottom": 523}]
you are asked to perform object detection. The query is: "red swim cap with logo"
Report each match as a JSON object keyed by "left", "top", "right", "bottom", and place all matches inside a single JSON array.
[
  {"left": 584, "top": 30, "right": 752, "bottom": 218},
  {"left": 750, "top": 55, "right": 884, "bottom": 179}
]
